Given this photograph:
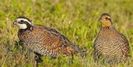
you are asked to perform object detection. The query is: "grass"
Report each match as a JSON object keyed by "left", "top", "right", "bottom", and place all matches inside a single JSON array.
[{"left": 0, "top": 0, "right": 133, "bottom": 67}]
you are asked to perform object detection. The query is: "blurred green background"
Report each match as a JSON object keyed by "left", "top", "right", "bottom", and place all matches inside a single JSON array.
[{"left": 0, "top": 0, "right": 133, "bottom": 67}]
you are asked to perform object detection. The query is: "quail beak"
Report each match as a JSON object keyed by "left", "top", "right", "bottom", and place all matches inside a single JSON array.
[
  {"left": 13, "top": 21, "right": 18, "bottom": 28},
  {"left": 98, "top": 15, "right": 103, "bottom": 22},
  {"left": 98, "top": 18, "right": 102, "bottom": 22},
  {"left": 13, "top": 21, "right": 17, "bottom": 25}
]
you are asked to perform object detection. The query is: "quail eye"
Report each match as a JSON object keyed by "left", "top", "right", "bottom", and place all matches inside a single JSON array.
[
  {"left": 105, "top": 17, "right": 109, "bottom": 20},
  {"left": 105, "top": 17, "right": 111, "bottom": 21},
  {"left": 19, "top": 20, "right": 24, "bottom": 24},
  {"left": 21, "top": 20, "right": 24, "bottom": 22}
]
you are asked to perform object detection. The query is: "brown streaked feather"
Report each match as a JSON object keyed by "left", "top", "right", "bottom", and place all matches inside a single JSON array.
[
  {"left": 18, "top": 26, "right": 83, "bottom": 57},
  {"left": 93, "top": 27, "right": 130, "bottom": 64}
]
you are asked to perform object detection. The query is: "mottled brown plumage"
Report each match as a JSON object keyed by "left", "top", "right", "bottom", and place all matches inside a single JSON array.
[
  {"left": 18, "top": 26, "right": 81, "bottom": 57},
  {"left": 14, "top": 17, "right": 84, "bottom": 66},
  {"left": 93, "top": 13, "right": 130, "bottom": 64}
]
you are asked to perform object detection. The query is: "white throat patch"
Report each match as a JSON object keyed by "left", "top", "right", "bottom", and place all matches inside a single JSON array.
[{"left": 17, "top": 24, "right": 27, "bottom": 29}]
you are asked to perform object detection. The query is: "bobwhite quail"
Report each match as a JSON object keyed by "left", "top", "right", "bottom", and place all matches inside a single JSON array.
[
  {"left": 93, "top": 13, "right": 130, "bottom": 64},
  {"left": 13, "top": 16, "right": 84, "bottom": 66}
]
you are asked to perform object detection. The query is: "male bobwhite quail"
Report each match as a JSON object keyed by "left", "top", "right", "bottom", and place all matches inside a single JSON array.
[
  {"left": 13, "top": 16, "right": 84, "bottom": 66},
  {"left": 93, "top": 13, "right": 130, "bottom": 64}
]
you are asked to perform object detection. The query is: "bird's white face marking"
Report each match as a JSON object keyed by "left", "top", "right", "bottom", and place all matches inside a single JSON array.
[
  {"left": 17, "top": 23, "right": 27, "bottom": 29},
  {"left": 16, "top": 18, "right": 32, "bottom": 25},
  {"left": 14, "top": 17, "right": 33, "bottom": 30}
]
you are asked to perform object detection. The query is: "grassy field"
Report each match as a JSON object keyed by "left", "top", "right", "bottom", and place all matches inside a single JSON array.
[{"left": 0, "top": 0, "right": 133, "bottom": 67}]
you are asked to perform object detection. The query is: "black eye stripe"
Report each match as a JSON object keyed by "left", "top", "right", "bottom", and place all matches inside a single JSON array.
[
  {"left": 18, "top": 20, "right": 26, "bottom": 24},
  {"left": 18, "top": 22, "right": 23, "bottom": 24}
]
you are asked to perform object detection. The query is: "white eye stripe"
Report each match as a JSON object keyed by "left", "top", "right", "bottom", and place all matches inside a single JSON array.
[{"left": 17, "top": 18, "right": 32, "bottom": 25}]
